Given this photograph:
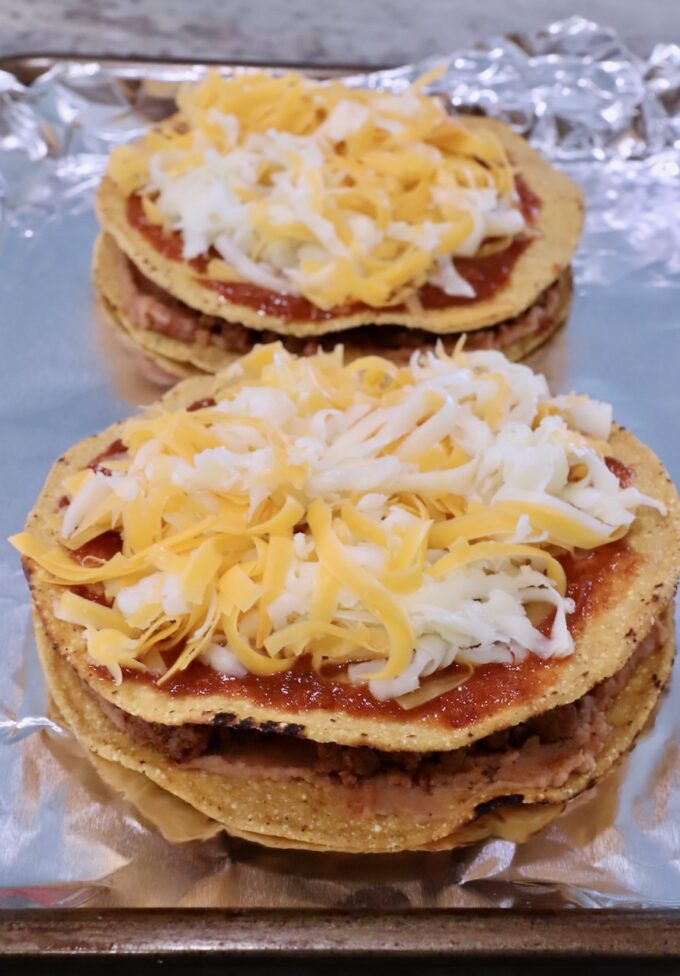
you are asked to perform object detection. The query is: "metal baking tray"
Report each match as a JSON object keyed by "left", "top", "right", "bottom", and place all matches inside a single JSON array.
[{"left": 1, "top": 40, "right": 680, "bottom": 961}]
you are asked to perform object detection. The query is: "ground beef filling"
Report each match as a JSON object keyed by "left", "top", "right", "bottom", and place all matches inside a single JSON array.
[
  {"left": 124, "top": 257, "right": 567, "bottom": 361},
  {"left": 94, "top": 619, "right": 665, "bottom": 803}
]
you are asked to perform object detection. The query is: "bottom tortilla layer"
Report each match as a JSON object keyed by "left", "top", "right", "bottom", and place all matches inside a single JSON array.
[
  {"left": 79, "top": 738, "right": 567, "bottom": 849},
  {"left": 36, "top": 607, "right": 674, "bottom": 853},
  {"left": 93, "top": 231, "right": 574, "bottom": 380}
]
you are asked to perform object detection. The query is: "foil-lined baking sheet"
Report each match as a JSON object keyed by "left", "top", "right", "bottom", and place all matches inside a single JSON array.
[{"left": 1, "top": 15, "right": 680, "bottom": 911}]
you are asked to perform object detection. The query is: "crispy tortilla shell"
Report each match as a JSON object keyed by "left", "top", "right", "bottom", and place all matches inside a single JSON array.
[
  {"left": 95, "top": 116, "right": 583, "bottom": 338},
  {"left": 23, "top": 372, "right": 680, "bottom": 752},
  {"left": 98, "top": 295, "right": 209, "bottom": 380},
  {"left": 37, "top": 608, "right": 674, "bottom": 852},
  {"left": 93, "top": 231, "right": 573, "bottom": 378}
]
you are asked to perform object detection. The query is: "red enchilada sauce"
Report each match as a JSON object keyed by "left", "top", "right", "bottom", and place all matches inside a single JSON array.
[
  {"left": 561, "top": 540, "right": 637, "bottom": 631},
  {"left": 126, "top": 174, "right": 541, "bottom": 325},
  {"left": 88, "top": 438, "right": 127, "bottom": 476},
  {"left": 70, "top": 584, "right": 113, "bottom": 608},
  {"left": 155, "top": 654, "right": 549, "bottom": 729},
  {"left": 604, "top": 455, "right": 634, "bottom": 488},
  {"left": 70, "top": 531, "right": 122, "bottom": 565},
  {"left": 515, "top": 174, "right": 541, "bottom": 224},
  {"left": 186, "top": 397, "right": 217, "bottom": 412},
  {"left": 69, "top": 534, "right": 122, "bottom": 606},
  {"left": 126, "top": 198, "right": 208, "bottom": 273}
]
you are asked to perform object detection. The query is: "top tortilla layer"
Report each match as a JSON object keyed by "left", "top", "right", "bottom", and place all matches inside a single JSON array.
[
  {"left": 95, "top": 116, "right": 584, "bottom": 338},
  {"left": 23, "top": 371, "right": 680, "bottom": 753}
]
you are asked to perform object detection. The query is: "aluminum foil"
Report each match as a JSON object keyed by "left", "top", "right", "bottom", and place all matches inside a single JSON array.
[{"left": 2, "top": 15, "right": 680, "bottom": 911}]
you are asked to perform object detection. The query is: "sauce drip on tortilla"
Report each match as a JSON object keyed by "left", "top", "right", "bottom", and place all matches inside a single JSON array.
[
  {"left": 186, "top": 397, "right": 217, "bottom": 412},
  {"left": 70, "top": 583, "right": 112, "bottom": 607},
  {"left": 562, "top": 539, "right": 637, "bottom": 631},
  {"left": 604, "top": 456, "right": 634, "bottom": 488},
  {"left": 71, "top": 531, "right": 123, "bottom": 565},
  {"left": 157, "top": 654, "right": 555, "bottom": 728},
  {"left": 88, "top": 439, "right": 127, "bottom": 475},
  {"left": 126, "top": 175, "right": 540, "bottom": 324},
  {"left": 515, "top": 174, "right": 541, "bottom": 224}
]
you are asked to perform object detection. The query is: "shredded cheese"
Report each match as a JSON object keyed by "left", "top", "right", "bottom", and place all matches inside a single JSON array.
[
  {"left": 107, "top": 70, "right": 526, "bottom": 309},
  {"left": 10, "top": 345, "right": 665, "bottom": 700}
]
